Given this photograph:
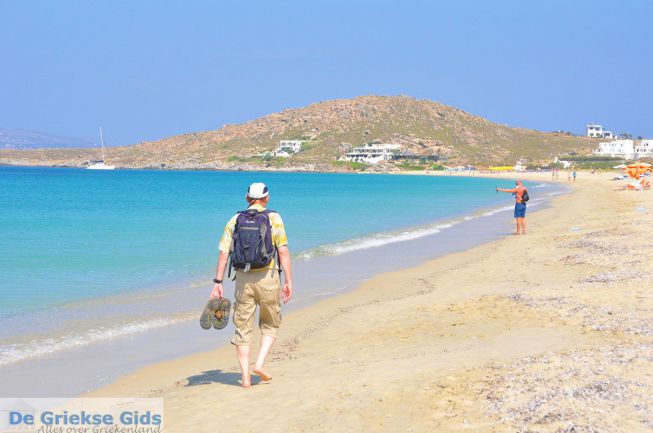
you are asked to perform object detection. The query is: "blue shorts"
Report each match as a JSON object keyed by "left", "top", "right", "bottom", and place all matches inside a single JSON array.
[{"left": 514, "top": 203, "right": 526, "bottom": 218}]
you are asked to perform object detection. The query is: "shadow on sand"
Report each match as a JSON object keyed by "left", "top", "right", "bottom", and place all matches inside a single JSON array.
[{"left": 184, "top": 370, "right": 242, "bottom": 387}]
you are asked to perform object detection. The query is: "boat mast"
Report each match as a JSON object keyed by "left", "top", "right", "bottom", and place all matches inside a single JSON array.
[{"left": 99, "top": 126, "right": 106, "bottom": 162}]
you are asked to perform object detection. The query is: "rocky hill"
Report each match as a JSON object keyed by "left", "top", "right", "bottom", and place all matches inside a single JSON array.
[{"left": 0, "top": 96, "right": 597, "bottom": 170}]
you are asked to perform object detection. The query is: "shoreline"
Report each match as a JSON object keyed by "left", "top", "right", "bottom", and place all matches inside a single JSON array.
[
  {"left": 0, "top": 162, "right": 601, "bottom": 178},
  {"left": 87, "top": 170, "right": 653, "bottom": 432}
]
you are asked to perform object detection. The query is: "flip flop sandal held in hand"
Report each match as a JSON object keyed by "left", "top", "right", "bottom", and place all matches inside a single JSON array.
[
  {"left": 200, "top": 298, "right": 222, "bottom": 330},
  {"left": 213, "top": 298, "right": 232, "bottom": 330}
]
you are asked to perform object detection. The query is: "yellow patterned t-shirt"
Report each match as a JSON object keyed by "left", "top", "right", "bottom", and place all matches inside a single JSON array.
[{"left": 218, "top": 204, "right": 288, "bottom": 270}]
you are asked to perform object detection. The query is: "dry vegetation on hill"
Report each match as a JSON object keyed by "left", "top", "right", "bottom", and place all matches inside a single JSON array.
[{"left": 0, "top": 96, "right": 597, "bottom": 170}]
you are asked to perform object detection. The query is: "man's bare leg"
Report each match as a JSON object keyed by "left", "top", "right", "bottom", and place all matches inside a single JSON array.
[
  {"left": 236, "top": 345, "right": 251, "bottom": 387},
  {"left": 253, "top": 335, "right": 275, "bottom": 381},
  {"left": 514, "top": 219, "right": 520, "bottom": 235},
  {"left": 521, "top": 218, "right": 526, "bottom": 234}
]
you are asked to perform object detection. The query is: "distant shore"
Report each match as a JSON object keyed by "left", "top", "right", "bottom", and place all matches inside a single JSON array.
[
  {"left": 0, "top": 159, "right": 589, "bottom": 178},
  {"left": 0, "top": 160, "right": 343, "bottom": 173}
]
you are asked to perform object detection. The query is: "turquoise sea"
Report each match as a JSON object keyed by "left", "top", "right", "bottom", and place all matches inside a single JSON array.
[{"left": 1, "top": 166, "right": 512, "bottom": 315}]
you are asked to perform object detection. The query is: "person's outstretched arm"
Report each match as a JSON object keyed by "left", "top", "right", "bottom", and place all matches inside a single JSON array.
[
  {"left": 277, "top": 245, "right": 293, "bottom": 303},
  {"left": 496, "top": 187, "right": 517, "bottom": 193}
]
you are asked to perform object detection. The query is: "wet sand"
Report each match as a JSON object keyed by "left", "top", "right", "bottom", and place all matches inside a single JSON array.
[{"left": 90, "top": 171, "right": 653, "bottom": 433}]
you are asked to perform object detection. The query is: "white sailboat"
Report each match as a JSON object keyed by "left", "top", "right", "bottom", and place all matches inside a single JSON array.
[{"left": 86, "top": 127, "right": 115, "bottom": 170}]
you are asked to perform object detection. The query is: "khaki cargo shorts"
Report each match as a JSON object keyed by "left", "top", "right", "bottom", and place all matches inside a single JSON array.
[{"left": 231, "top": 269, "right": 282, "bottom": 346}]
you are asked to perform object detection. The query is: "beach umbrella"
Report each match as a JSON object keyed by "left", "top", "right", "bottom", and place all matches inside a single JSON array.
[
  {"left": 625, "top": 162, "right": 652, "bottom": 179},
  {"left": 631, "top": 163, "right": 652, "bottom": 173}
]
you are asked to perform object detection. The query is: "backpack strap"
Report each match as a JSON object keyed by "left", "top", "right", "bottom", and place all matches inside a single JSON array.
[
  {"left": 260, "top": 210, "right": 282, "bottom": 275},
  {"left": 227, "top": 254, "right": 234, "bottom": 280}
]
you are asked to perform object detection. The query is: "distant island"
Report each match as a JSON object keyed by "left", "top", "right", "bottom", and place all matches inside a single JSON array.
[
  {"left": 0, "top": 128, "right": 94, "bottom": 149},
  {"left": 0, "top": 96, "right": 598, "bottom": 171}
]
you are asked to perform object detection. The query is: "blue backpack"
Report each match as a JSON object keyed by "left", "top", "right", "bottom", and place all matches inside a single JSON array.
[{"left": 229, "top": 208, "right": 277, "bottom": 274}]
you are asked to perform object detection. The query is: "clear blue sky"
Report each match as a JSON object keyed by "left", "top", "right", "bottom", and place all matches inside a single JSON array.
[{"left": 1, "top": 0, "right": 651, "bottom": 146}]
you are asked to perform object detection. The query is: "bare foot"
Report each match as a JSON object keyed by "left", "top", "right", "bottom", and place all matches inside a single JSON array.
[
  {"left": 241, "top": 375, "right": 251, "bottom": 388},
  {"left": 513, "top": 232, "right": 520, "bottom": 235},
  {"left": 253, "top": 367, "right": 272, "bottom": 381}
]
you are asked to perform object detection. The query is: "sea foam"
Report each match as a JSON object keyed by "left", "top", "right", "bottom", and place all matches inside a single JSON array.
[
  {"left": 0, "top": 315, "right": 192, "bottom": 366},
  {"left": 296, "top": 202, "right": 519, "bottom": 260}
]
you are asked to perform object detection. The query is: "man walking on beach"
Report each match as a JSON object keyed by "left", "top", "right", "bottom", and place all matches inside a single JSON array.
[
  {"left": 210, "top": 182, "right": 293, "bottom": 387},
  {"left": 496, "top": 180, "right": 528, "bottom": 235}
]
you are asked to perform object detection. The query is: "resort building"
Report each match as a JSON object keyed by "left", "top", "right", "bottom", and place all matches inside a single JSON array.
[
  {"left": 514, "top": 161, "right": 526, "bottom": 172},
  {"left": 342, "top": 143, "right": 401, "bottom": 164},
  {"left": 444, "top": 165, "right": 475, "bottom": 172},
  {"left": 593, "top": 139, "right": 653, "bottom": 159},
  {"left": 553, "top": 157, "right": 572, "bottom": 169},
  {"left": 586, "top": 124, "right": 614, "bottom": 138},
  {"left": 636, "top": 140, "right": 653, "bottom": 157},
  {"left": 269, "top": 140, "right": 304, "bottom": 158}
]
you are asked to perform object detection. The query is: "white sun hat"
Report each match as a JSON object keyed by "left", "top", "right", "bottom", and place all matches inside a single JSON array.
[{"left": 247, "top": 182, "right": 269, "bottom": 199}]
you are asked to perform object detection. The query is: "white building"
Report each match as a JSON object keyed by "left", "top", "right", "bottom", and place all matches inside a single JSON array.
[
  {"left": 554, "top": 157, "right": 572, "bottom": 169},
  {"left": 444, "top": 165, "right": 474, "bottom": 172},
  {"left": 593, "top": 139, "right": 653, "bottom": 159},
  {"left": 635, "top": 139, "right": 653, "bottom": 157},
  {"left": 342, "top": 143, "right": 401, "bottom": 164},
  {"left": 269, "top": 140, "right": 304, "bottom": 157},
  {"left": 586, "top": 124, "right": 614, "bottom": 138},
  {"left": 514, "top": 161, "right": 526, "bottom": 172}
]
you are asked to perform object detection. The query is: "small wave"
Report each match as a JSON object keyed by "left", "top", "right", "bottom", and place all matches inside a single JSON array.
[
  {"left": 0, "top": 315, "right": 191, "bottom": 367},
  {"left": 532, "top": 183, "right": 551, "bottom": 188},
  {"left": 296, "top": 202, "right": 522, "bottom": 260},
  {"left": 296, "top": 222, "right": 457, "bottom": 260}
]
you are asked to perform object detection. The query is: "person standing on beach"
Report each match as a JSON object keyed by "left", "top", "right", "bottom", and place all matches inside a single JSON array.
[
  {"left": 573, "top": 170, "right": 577, "bottom": 182},
  {"left": 210, "top": 182, "right": 293, "bottom": 388},
  {"left": 496, "top": 180, "right": 528, "bottom": 235}
]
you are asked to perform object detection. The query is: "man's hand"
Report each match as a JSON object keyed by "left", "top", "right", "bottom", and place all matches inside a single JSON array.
[
  {"left": 281, "top": 281, "right": 293, "bottom": 304},
  {"left": 277, "top": 245, "right": 293, "bottom": 303},
  {"left": 210, "top": 283, "right": 223, "bottom": 299}
]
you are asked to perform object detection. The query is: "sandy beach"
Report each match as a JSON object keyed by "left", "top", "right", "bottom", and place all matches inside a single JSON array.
[{"left": 89, "top": 171, "right": 653, "bottom": 433}]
